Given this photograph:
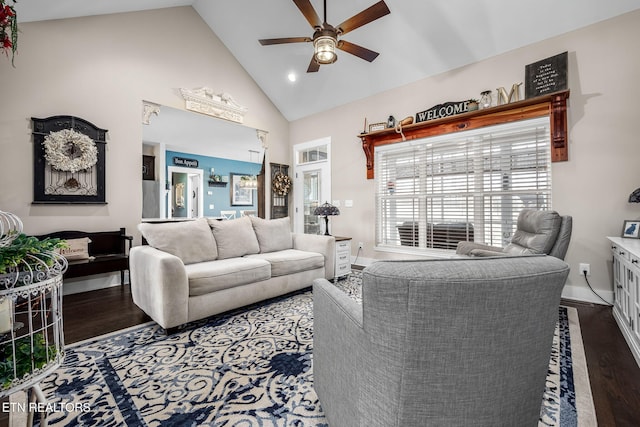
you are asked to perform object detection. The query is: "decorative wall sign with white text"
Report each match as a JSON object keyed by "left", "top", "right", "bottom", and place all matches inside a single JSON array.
[
  {"left": 173, "top": 157, "right": 199, "bottom": 168},
  {"left": 415, "top": 100, "right": 473, "bottom": 123},
  {"left": 525, "top": 52, "right": 568, "bottom": 98}
]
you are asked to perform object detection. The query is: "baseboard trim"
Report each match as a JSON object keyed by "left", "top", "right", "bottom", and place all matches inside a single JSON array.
[
  {"left": 63, "top": 272, "right": 127, "bottom": 295},
  {"left": 351, "top": 256, "right": 376, "bottom": 268},
  {"left": 561, "top": 284, "right": 613, "bottom": 306}
]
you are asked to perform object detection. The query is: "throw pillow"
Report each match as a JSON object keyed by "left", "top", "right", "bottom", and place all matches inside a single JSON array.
[
  {"left": 138, "top": 217, "right": 218, "bottom": 264},
  {"left": 250, "top": 216, "right": 293, "bottom": 253},
  {"left": 208, "top": 216, "right": 260, "bottom": 259},
  {"left": 58, "top": 237, "right": 91, "bottom": 260}
]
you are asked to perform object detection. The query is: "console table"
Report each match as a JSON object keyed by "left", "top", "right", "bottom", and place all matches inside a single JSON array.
[{"left": 607, "top": 236, "right": 640, "bottom": 367}]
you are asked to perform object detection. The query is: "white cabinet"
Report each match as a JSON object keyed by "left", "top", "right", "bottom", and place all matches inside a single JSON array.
[
  {"left": 334, "top": 237, "right": 352, "bottom": 282},
  {"left": 608, "top": 237, "right": 640, "bottom": 367}
]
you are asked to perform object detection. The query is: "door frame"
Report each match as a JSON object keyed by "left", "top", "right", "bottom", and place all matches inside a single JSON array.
[
  {"left": 293, "top": 137, "right": 331, "bottom": 234},
  {"left": 167, "top": 166, "right": 204, "bottom": 219}
]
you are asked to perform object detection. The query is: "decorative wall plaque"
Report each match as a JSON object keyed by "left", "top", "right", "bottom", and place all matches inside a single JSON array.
[
  {"left": 179, "top": 87, "right": 248, "bottom": 123},
  {"left": 415, "top": 100, "right": 474, "bottom": 123},
  {"left": 32, "top": 116, "right": 107, "bottom": 204},
  {"left": 525, "top": 52, "right": 568, "bottom": 98},
  {"left": 172, "top": 156, "right": 199, "bottom": 168}
]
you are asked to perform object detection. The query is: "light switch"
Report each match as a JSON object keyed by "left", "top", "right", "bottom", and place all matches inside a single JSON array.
[
  {"left": 332, "top": 200, "right": 341, "bottom": 207},
  {"left": 209, "top": 204, "right": 214, "bottom": 210},
  {"left": 345, "top": 200, "right": 353, "bottom": 207},
  {"left": 207, "top": 191, "right": 213, "bottom": 196}
]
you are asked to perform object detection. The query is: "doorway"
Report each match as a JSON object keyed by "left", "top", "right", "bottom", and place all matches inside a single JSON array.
[
  {"left": 293, "top": 138, "right": 331, "bottom": 234},
  {"left": 167, "top": 166, "right": 203, "bottom": 219}
]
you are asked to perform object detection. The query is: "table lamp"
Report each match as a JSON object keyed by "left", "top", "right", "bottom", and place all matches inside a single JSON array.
[{"left": 313, "top": 201, "right": 340, "bottom": 236}]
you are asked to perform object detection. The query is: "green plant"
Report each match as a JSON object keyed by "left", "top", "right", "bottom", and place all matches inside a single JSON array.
[
  {"left": 0, "top": 234, "right": 67, "bottom": 275},
  {"left": 0, "top": 332, "right": 57, "bottom": 389}
]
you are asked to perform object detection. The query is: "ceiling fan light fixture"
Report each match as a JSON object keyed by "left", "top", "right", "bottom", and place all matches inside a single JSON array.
[{"left": 313, "top": 35, "right": 337, "bottom": 64}]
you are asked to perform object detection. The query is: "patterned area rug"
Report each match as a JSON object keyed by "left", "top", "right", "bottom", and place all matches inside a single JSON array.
[{"left": 26, "top": 272, "right": 594, "bottom": 426}]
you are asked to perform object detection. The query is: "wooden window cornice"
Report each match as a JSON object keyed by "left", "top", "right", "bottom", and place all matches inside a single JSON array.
[{"left": 359, "top": 90, "right": 569, "bottom": 179}]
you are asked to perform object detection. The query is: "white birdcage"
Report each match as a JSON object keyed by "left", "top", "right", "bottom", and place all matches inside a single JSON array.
[
  {"left": 0, "top": 275, "right": 65, "bottom": 396},
  {"left": 0, "top": 210, "right": 23, "bottom": 248},
  {"left": 0, "top": 210, "right": 67, "bottom": 426}
]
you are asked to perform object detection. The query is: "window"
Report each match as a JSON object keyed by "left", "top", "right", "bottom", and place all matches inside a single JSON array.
[
  {"left": 297, "top": 144, "right": 328, "bottom": 164},
  {"left": 375, "top": 117, "right": 552, "bottom": 252}
]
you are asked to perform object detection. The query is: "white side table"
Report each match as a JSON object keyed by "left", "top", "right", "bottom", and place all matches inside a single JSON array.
[{"left": 334, "top": 237, "right": 352, "bottom": 282}]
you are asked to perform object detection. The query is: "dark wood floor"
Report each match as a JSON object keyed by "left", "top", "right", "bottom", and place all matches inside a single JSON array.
[
  {"left": 2, "top": 284, "right": 640, "bottom": 426},
  {"left": 562, "top": 299, "right": 640, "bottom": 426}
]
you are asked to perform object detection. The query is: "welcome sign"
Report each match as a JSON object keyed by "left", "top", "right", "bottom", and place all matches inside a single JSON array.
[{"left": 415, "top": 100, "right": 473, "bottom": 123}]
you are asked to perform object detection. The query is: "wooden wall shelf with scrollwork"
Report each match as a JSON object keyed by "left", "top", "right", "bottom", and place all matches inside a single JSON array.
[{"left": 358, "top": 90, "right": 569, "bottom": 179}]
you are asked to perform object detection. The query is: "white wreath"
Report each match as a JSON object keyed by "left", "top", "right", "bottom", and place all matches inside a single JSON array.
[{"left": 43, "top": 129, "right": 98, "bottom": 173}]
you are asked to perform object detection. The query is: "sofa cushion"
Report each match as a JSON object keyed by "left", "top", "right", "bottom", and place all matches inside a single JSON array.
[
  {"left": 185, "top": 257, "right": 271, "bottom": 296},
  {"left": 208, "top": 216, "right": 260, "bottom": 260},
  {"left": 250, "top": 216, "right": 293, "bottom": 253},
  {"left": 504, "top": 210, "right": 562, "bottom": 255},
  {"left": 138, "top": 218, "right": 217, "bottom": 264},
  {"left": 246, "top": 249, "right": 324, "bottom": 277}
]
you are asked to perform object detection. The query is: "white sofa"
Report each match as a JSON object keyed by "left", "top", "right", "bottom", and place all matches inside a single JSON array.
[{"left": 130, "top": 216, "right": 335, "bottom": 330}]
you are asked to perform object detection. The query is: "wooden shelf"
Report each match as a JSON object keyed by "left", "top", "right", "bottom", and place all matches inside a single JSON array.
[
  {"left": 208, "top": 181, "right": 227, "bottom": 187},
  {"left": 359, "top": 90, "right": 569, "bottom": 179}
]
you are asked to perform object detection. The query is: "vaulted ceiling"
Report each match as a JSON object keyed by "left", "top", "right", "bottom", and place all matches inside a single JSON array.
[{"left": 15, "top": 0, "right": 640, "bottom": 121}]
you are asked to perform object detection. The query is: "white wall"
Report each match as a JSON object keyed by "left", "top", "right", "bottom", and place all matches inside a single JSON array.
[
  {"left": 290, "top": 10, "right": 640, "bottom": 304},
  {"left": 0, "top": 6, "right": 289, "bottom": 241}
]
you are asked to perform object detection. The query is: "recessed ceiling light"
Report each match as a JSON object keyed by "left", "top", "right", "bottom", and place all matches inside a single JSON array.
[{"left": 287, "top": 72, "right": 297, "bottom": 82}]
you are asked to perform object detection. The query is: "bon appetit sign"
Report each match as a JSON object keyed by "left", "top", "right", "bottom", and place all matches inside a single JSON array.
[
  {"left": 415, "top": 100, "right": 475, "bottom": 123},
  {"left": 173, "top": 156, "right": 199, "bottom": 168}
]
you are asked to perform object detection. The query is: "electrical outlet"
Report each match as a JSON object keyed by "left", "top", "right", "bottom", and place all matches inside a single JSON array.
[
  {"left": 358, "top": 241, "right": 364, "bottom": 250},
  {"left": 579, "top": 263, "right": 590, "bottom": 276}
]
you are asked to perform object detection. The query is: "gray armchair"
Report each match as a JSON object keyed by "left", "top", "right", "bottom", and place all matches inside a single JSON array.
[
  {"left": 456, "top": 209, "right": 572, "bottom": 260},
  {"left": 313, "top": 256, "right": 569, "bottom": 427}
]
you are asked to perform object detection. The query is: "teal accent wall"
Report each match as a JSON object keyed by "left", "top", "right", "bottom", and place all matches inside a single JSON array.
[{"left": 166, "top": 150, "right": 259, "bottom": 217}]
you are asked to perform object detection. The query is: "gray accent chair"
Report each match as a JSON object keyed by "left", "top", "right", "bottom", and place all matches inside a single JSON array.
[
  {"left": 313, "top": 256, "right": 570, "bottom": 427},
  {"left": 456, "top": 209, "right": 572, "bottom": 260}
]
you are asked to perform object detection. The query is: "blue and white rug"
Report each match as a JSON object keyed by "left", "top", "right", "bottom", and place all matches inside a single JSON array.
[{"left": 28, "top": 272, "right": 595, "bottom": 426}]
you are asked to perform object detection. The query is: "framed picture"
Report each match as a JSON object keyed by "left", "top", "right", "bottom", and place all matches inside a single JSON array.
[
  {"left": 622, "top": 220, "right": 640, "bottom": 238},
  {"left": 368, "top": 122, "right": 386, "bottom": 132},
  {"left": 32, "top": 116, "right": 107, "bottom": 204},
  {"left": 230, "top": 173, "right": 254, "bottom": 206},
  {"left": 142, "top": 155, "right": 155, "bottom": 180}
]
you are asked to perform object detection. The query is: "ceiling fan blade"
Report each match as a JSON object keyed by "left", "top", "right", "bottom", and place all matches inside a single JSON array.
[
  {"left": 293, "top": 0, "right": 323, "bottom": 29},
  {"left": 307, "top": 56, "right": 320, "bottom": 73},
  {"left": 336, "top": 1, "right": 390, "bottom": 35},
  {"left": 337, "top": 40, "right": 379, "bottom": 62},
  {"left": 259, "top": 37, "right": 312, "bottom": 45}
]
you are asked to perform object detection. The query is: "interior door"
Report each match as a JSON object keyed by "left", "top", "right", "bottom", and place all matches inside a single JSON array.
[
  {"left": 167, "top": 166, "right": 204, "bottom": 219},
  {"left": 301, "top": 169, "right": 321, "bottom": 234},
  {"left": 293, "top": 138, "right": 331, "bottom": 234}
]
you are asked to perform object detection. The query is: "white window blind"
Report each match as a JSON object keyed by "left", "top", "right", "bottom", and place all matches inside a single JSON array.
[{"left": 375, "top": 117, "right": 552, "bottom": 251}]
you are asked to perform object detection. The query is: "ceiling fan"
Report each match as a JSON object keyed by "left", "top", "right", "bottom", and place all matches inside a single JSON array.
[{"left": 259, "top": 0, "right": 391, "bottom": 72}]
